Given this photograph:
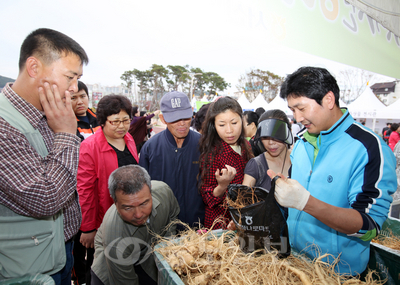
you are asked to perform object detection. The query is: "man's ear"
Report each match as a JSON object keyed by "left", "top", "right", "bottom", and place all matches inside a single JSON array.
[
  {"left": 159, "top": 114, "right": 167, "bottom": 125},
  {"left": 323, "top": 91, "right": 337, "bottom": 110},
  {"left": 25, "top": 56, "right": 41, "bottom": 78}
]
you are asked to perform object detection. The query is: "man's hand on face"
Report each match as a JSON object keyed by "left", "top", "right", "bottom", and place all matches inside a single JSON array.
[
  {"left": 267, "top": 169, "right": 310, "bottom": 211},
  {"left": 39, "top": 82, "right": 77, "bottom": 134}
]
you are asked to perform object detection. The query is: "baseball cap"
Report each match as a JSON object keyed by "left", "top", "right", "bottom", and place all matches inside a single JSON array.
[{"left": 160, "top": 91, "right": 193, "bottom": 123}]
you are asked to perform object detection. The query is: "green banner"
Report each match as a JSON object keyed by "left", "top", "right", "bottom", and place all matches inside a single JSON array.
[
  {"left": 195, "top": 101, "right": 210, "bottom": 112},
  {"left": 254, "top": 0, "right": 400, "bottom": 78}
]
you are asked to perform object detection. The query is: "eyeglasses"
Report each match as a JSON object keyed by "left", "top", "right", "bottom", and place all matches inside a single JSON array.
[{"left": 107, "top": 119, "right": 131, "bottom": 127}]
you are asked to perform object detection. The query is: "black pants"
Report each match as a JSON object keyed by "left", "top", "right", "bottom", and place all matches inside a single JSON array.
[{"left": 72, "top": 230, "right": 95, "bottom": 285}]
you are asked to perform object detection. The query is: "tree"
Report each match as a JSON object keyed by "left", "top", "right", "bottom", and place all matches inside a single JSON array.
[
  {"left": 191, "top": 67, "right": 206, "bottom": 95},
  {"left": 120, "top": 70, "right": 134, "bottom": 102},
  {"left": 336, "top": 68, "right": 375, "bottom": 104},
  {"left": 249, "top": 69, "right": 284, "bottom": 101},
  {"left": 148, "top": 64, "right": 168, "bottom": 110},
  {"left": 235, "top": 72, "right": 260, "bottom": 102},
  {"left": 121, "top": 65, "right": 230, "bottom": 107},
  {"left": 166, "top": 65, "right": 190, "bottom": 91},
  {"left": 236, "top": 69, "right": 284, "bottom": 102},
  {"left": 190, "top": 68, "right": 230, "bottom": 96},
  {"left": 204, "top": 72, "right": 230, "bottom": 95},
  {"left": 132, "top": 69, "right": 152, "bottom": 106}
]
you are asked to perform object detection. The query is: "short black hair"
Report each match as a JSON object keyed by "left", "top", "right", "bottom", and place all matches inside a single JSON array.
[
  {"left": 255, "top": 107, "right": 265, "bottom": 117},
  {"left": 96, "top": 95, "right": 132, "bottom": 126},
  {"left": 77, "top": 81, "right": 89, "bottom": 97},
  {"left": 193, "top": 103, "right": 211, "bottom": 132},
  {"left": 280, "top": 66, "right": 340, "bottom": 107},
  {"left": 243, "top": 111, "right": 259, "bottom": 127},
  {"left": 19, "top": 28, "right": 89, "bottom": 70},
  {"left": 390, "top": 123, "right": 399, "bottom": 132},
  {"left": 131, "top": 106, "right": 139, "bottom": 117}
]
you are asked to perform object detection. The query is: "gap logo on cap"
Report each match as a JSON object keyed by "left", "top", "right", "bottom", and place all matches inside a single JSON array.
[{"left": 171, "top": 98, "right": 181, "bottom": 108}]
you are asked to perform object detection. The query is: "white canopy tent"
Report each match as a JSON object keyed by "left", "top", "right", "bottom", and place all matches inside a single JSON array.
[
  {"left": 383, "top": 99, "right": 400, "bottom": 120},
  {"left": 347, "top": 87, "right": 387, "bottom": 132},
  {"left": 251, "top": 94, "right": 269, "bottom": 111},
  {"left": 266, "top": 95, "right": 293, "bottom": 117},
  {"left": 237, "top": 95, "right": 254, "bottom": 111},
  {"left": 191, "top": 96, "right": 197, "bottom": 109},
  {"left": 200, "top": 95, "right": 209, "bottom": 102}
]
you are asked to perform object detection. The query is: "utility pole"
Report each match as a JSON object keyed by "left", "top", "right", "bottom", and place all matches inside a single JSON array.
[
  {"left": 133, "top": 77, "right": 137, "bottom": 103},
  {"left": 184, "top": 72, "right": 202, "bottom": 99}
]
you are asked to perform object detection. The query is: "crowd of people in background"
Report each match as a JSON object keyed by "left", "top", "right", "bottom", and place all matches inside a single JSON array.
[{"left": 0, "top": 28, "right": 398, "bottom": 285}]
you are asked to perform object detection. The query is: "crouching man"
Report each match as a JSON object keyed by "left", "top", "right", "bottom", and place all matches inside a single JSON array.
[{"left": 90, "top": 165, "right": 180, "bottom": 285}]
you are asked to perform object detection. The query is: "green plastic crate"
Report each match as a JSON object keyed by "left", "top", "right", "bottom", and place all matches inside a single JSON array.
[
  {"left": 156, "top": 225, "right": 400, "bottom": 285},
  {"left": 368, "top": 217, "right": 400, "bottom": 285},
  {"left": 154, "top": 242, "right": 185, "bottom": 285}
]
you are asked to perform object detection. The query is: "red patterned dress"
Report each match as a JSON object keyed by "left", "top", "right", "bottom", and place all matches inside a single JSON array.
[{"left": 200, "top": 140, "right": 249, "bottom": 229}]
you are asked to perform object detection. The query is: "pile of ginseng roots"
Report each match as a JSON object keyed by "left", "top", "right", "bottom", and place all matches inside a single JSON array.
[
  {"left": 155, "top": 227, "right": 384, "bottom": 285},
  {"left": 156, "top": 187, "right": 383, "bottom": 284},
  {"left": 372, "top": 228, "right": 400, "bottom": 251}
]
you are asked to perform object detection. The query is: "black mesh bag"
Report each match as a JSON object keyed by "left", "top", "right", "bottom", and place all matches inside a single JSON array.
[{"left": 227, "top": 177, "right": 290, "bottom": 257}]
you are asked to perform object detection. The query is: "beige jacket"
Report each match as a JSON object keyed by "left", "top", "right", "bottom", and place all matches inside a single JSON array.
[{"left": 91, "top": 181, "right": 180, "bottom": 284}]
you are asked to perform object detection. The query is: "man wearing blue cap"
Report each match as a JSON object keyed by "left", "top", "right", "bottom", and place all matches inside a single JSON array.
[{"left": 139, "top": 91, "right": 205, "bottom": 228}]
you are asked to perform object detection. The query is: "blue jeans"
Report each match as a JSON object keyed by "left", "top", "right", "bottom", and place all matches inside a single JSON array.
[{"left": 51, "top": 240, "right": 74, "bottom": 285}]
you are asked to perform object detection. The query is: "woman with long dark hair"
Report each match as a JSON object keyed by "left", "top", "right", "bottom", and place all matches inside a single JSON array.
[{"left": 199, "top": 97, "right": 253, "bottom": 229}]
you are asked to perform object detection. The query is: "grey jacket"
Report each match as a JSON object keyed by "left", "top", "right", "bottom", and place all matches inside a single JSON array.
[{"left": 91, "top": 180, "right": 180, "bottom": 284}]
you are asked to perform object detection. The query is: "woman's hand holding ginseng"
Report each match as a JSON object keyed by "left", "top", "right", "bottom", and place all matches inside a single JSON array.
[{"left": 213, "top": 165, "right": 236, "bottom": 197}]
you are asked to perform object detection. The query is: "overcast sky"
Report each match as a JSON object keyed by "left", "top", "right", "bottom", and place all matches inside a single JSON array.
[{"left": 0, "top": 0, "right": 394, "bottom": 95}]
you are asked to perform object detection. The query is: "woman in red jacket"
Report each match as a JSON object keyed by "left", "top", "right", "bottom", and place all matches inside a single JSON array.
[
  {"left": 77, "top": 95, "right": 138, "bottom": 252},
  {"left": 199, "top": 97, "right": 253, "bottom": 229},
  {"left": 389, "top": 123, "right": 400, "bottom": 151}
]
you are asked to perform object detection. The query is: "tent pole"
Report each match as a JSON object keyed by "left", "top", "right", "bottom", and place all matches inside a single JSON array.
[{"left": 372, "top": 118, "right": 376, "bottom": 133}]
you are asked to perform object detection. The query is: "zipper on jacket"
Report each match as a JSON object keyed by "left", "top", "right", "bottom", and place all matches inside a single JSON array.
[
  {"left": 307, "top": 170, "right": 312, "bottom": 183},
  {"left": 90, "top": 124, "right": 94, "bottom": 134},
  {"left": 292, "top": 169, "right": 312, "bottom": 248}
]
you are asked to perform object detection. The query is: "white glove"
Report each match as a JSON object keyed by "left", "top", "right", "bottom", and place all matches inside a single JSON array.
[{"left": 274, "top": 177, "right": 310, "bottom": 211}]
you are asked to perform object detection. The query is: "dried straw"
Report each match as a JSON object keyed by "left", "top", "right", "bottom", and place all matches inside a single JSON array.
[
  {"left": 372, "top": 228, "right": 400, "bottom": 251},
  {"left": 226, "top": 186, "right": 264, "bottom": 210},
  {"left": 154, "top": 222, "right": 385, "bottom": 285}
]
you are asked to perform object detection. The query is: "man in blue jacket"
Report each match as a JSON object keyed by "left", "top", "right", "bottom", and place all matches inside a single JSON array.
[
  {"left": 139, "top": 91, "right": 205, "bottom": 228},
  {"left": 268, "top": 66, "right": 396, "bottom": 276}
]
